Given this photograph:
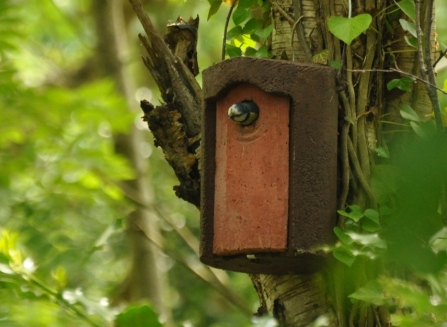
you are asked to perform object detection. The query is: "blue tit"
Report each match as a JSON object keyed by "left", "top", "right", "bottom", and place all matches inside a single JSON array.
[{"left": 227, "top": 100, "right": 259, "bottom": 126}]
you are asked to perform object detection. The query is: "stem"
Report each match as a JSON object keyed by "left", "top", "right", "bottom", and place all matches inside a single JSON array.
[
  {"left": 415, "top": 0, "right": 443, "bottom": 132},
  {"left": 348, "top": 68, "right": 447, "bottom": 95},
  {"left": 423, "top": 0, "right": 443, "bottom": 132},
  {"left": 222, "top": 0, "right": 237, "bottom": 61},
  {"left": 24, "top": 273, "right": 103, "bottom": 327}
]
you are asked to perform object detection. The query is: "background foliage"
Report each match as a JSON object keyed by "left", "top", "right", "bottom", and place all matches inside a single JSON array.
[
  {"left": 0, "top": 0, "right": 255, "bottom": 326},
  {"left": 1, "top": 0, "right": 447, "bottom": 326}
]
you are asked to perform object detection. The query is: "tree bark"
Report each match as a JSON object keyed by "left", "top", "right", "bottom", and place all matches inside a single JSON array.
[{"left": 128, "top": 0, "right": 438, "bottom": 325}]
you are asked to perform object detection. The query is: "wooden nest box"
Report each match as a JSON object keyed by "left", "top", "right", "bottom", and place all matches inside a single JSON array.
[{"left": 200, "top": 57, "right": 338, "bottom": 274}]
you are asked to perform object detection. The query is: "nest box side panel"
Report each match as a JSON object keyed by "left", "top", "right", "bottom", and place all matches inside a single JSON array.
[{"left": 213, "top": 84, "right": 290, "bottom": 255}]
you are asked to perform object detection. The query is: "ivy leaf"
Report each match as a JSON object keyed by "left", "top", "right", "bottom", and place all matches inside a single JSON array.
[
  {"left": 254, "top": 24, "right": 273, "bottom": 41},
  {"left": 237, "top": 0, "right": 258, "bottom": 9},
  {"left": 312, "top": 49, "right": 329, "bottom": 65},
  {"left": 334, "top": 227, "right": 353, "bottom": 245},
  {"left": 244, "top": 46, "right": 257, "bottom": 57},
  {"left": 328, "top": 14, "right": 372, "bottom": 45},
  {"left": 364, "top": 209, "right": 380, "bottom": 224},
  {"left": 399, "top": 19, "right": 416, "bottom": 37},
  {"left": 362, "top": 219, "right": 381, "bottom": 232},
  {"left": 254, "top": 45, "right": 272, "bottom": 58},
  {"left": 115, "top": 304, "right": 163, "bottom": 327},
  {"left": 400, "top": 104, "right": 420, "bottom": 122},
  {"left": 232, "top": 6, "right": 250, "bottom": 25},
  {"left": 349, "top": 280, "right": 385, "bottom": 305},
  {"left": 387, "top": 77, "right": 414, "bottom": 92},
  {"left": 207, "top": 0, "right": 222, "bottom": 21},
  {"left": 374, "top": 147, "right": 390, "bottom": 158},
  {"left": 242, "top": 18, "right": 261, "bottom": 34},
  {"left": 337, "top": 205, "right": 364, "bottom": 222},
  {"left": 396, "top": 0, "right": 416, "bottom": 22},
  {"left": 410, "top": 120, "right": 437, "bottom": 139},
  {"left": 330, "top": 61, "right": 341, "bottom": 69},
  {"left": 226, "top": 26, "right": 243, "bottom": 41},
  {"left": 404, "top": 35, "right": 418, "bottom": 48},
  {"left": 333, "top": 246, "right": 355, "bottom": 267},
  {"left": 226, "top": 44, "right": 242, "bottom": 58},
  {"left": 345, "top": 232, "right": 386, "bottom": 249}
]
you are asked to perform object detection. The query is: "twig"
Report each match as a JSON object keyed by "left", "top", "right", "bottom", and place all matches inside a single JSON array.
[
  {"left": 222, "top": 0, "right": 237, "bottom": 61},
  {"left": 338, "top": 92, "right": 353, "bottom": 219},
  {"left": 132, "top": 219, "right": 253, "bottom": 316},
  {"left": 24, "top": 273, "right": 103, "bottom": 327},
  {"left": 433, "top": 48, "right": 447, "bottom": 68},
  {"left": 271, "top": 0, "right": 312, "bottom": 62},
  {"left": 347, "top": 136, "right": 377, "bottom": 209},
  {"left": 415, "top": 0, "right": 443, "bottom": 131},
  {"left": 270, "top": 0, "right": 294, "bottom": 25},
  {"left": 291, "top": 15, "right": 305, "bottom": 61},
  {"left": 423, "top": 0, "right": 443, "bottom": 131},
  {"left": 348, "top": 67, "right": 447, "bottom": 95}
]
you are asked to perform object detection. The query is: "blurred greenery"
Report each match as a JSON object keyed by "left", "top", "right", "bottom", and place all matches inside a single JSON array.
[
  {"left": 1, "top": 0, "right": 447, "bottom": 326},
  {"left": 0, "top": 0, "right": 256, "bottom": 326}
]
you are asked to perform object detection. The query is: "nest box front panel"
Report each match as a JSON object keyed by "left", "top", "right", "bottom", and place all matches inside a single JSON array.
[{"left": 213, "top": 83, "right": 290, "bottom": 256}]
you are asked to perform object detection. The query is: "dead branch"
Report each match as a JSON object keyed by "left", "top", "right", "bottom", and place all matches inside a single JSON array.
[{"left": 128, "top": 0, "right": 203, "bottom": 206}]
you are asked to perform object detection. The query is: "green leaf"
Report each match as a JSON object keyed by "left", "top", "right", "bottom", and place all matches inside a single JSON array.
[
  {"left": 396, "top": 0, "right": 416, "bottom": 22},
  {"left": 337, "top": 209, "right": 363, "bottom": 222},
  {"left": 399, "top": 104, "right": 420, "bottom": 122},
  {"left": 226, "top": 44, "right": 242, "bottom": 58},
  {"left": 254, "top": 45, "right": 271, "bottom": 58},
  {"left": 399, "top": 19, "right": 416, "bottom": 37},
  {"left": 237, "top": 0, "right": 258, "bottom": 9},
  {"left": 349, "top": 280, "right": 385, "bottom": 305},
  {"left": 115, "top": 304, "right": 163, "bottom": 327},
  {"left": 227, "top": 26, "right": 243, "bottom": 40},
  {"left": 207, "top": 0, "right": 222, "bottom": 21},
  {"left": 404, "top": 35, "right": 418, "bottom": 48},
  {"left": 330, "top": 61, "right": 341, "bottom": 69},
  {"left": 254, "top": 24, "right": 274, "bottom": 41},
  {"left": 361, "top": 219, "right": 381, "bottom": 232},
  {"left": 244, "top": 46, "right": 257, "bottom": 56},
  {"left": 387, "top": 77, "right": 414, "bottom": 92},
  {"left": 242, "top": 18, "right": 262, "bottom": 34},
  {"left": 313, "top": 49, "right": 329, "bottom": 65},
  {"left": 250, "top": 33, "right": 261, "bottom": 42},
  {"left": 334, "top": 227, "right": 353, "bottom": 245},
  {"left": 364, "top": 209, "right": 380, "bottom": 224},
  {"left": 344, "top": 115, "right": 355, "bottom": 124},
  {"left": 328, "top": 14, "right": 372, "bottom": 45},
  {"left": 374, "top": 147, "right": 390, "bottom": 158},
  {"left": 333, "top": 246, "right": 355, "bottom": 267},
  {"left": 345, "top": 232, "right": 386, "bottom": 249},
  {"left": 232, "top": 7, "right": 250, "bottom": 25},
  {"left": 410, "top": 120, "right": 437, "bottom": 139}
]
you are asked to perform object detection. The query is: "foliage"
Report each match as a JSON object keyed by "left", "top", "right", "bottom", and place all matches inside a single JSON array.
[
  {"left": 0, "top": 0, "right": 257, "bottom": 326},
  {"left": 2, "top": 0, "right": 447, "bottom": 325},
  {"left": 208, "top": 0, "right": 273, "bottom": 58},
  {"left": 328, "top": 14, "right": 372, "bottom": 46}
]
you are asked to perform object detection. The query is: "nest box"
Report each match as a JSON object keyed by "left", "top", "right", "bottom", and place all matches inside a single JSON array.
[{"left": 200, "top": 57, "right": 338, "bottom": 274}]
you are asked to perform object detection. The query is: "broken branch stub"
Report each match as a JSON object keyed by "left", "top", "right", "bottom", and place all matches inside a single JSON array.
[{"left": 129, "top": 0, "right": 202, "bottom": 206}]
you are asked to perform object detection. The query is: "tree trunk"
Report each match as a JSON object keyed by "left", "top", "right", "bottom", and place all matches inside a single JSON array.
[
  {"left": 92, "top": 1, "right": 174, "bottom": 326},
  {"left": 128, "top": 0, "right": 438, "bottom": 325},
  {"left": 252, "top": 1, "right": 437, "bottom": 326}
]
